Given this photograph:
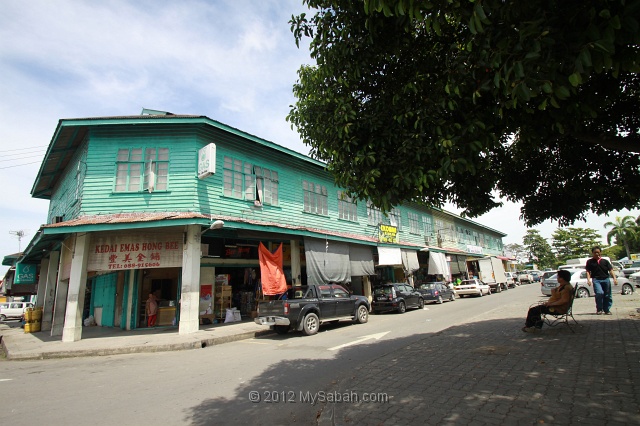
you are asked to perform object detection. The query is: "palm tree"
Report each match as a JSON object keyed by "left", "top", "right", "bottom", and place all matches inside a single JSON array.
[{"left": 604, "top": 215, "right": 638, "bottom": 259}]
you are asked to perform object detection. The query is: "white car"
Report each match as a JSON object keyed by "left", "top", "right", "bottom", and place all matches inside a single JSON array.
[
  {"left": 453, "top": 279, "right": 491, "bottom": 297},
  {"left": 542, "top": 270, "right": 635, "bottom": 297},
  {"left": 517, "top": 271, "right": 534, "bottom": 283},
  {"left": 0, "top": 301, "right": 34, "bottom": 321},
  {"left": 505, "top": 272, "right": 517, "bottom": 288}
]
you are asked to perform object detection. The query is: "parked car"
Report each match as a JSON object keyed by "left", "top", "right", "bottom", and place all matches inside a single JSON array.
[
  {"left": 415, "top": 282, "right": 456, "bottom": 304},
  {"left": 453, "top": 279, "right": 491, "bottom": 297},
  {"left": 254, "top": 284, "right": 370, "bottom": 336},
  {"left": 540, "top": 271, "right": 557, "bottom": 286},
  {"left": 372, "top": 283, "right": 424, "bottom": 314},
  {"left": 542, "top": 270, "right": 635, "bottom": 298},
  {"left": 621, "top": 262, "right": 640, "bottom": 278},
  {"left": 530, "top": 270, "right": 543, "bottom": 282},
  {"left": 505, "top": 272, "right": 518, "bottom": 288},
  {"left": 625, "top": 271, "right": 640, "bottom": 294},
  {"left": 517, "top": 271, "right": 534, "bottom": 284},
  {"left": 0, "top": 301, "right": 35, "bottom": 321}
]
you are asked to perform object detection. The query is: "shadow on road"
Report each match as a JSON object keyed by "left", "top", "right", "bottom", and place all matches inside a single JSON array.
[{"left": 183, "top": 314, "right": 640, "bottom": 425}]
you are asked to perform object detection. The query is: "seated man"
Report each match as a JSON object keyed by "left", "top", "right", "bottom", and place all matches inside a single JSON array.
[{"left": 522, "top": 269, "right": 574, "bottom": 333}]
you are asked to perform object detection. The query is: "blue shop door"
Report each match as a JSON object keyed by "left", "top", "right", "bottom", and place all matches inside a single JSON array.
[{"left": 93, "top": 273, "right": 117, "bottom": 327}]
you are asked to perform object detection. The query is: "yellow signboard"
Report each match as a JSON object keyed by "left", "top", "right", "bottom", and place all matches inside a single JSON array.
[{"left": 378, "top": 224, "right": 398, "bottom": 244}]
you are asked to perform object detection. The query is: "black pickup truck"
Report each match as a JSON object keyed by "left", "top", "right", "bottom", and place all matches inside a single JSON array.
[{"left": 254, "top": 283, "right": 371, "bottom": 336}]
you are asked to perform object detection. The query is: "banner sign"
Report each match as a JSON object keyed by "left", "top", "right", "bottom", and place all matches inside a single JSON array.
[
  {"left": 15, "top": 263, "right": 37, "bottom": 284},
  {"left": 88, "top": 233, "right": 183, "bottom": 271},
  {"left": 378, "top": 224, "right": 398, "bottom": 244}
]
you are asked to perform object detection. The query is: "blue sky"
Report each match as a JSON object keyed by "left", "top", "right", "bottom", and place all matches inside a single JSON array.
[{"left": 1, "top": 0, "right": 638, "bottom": 276}]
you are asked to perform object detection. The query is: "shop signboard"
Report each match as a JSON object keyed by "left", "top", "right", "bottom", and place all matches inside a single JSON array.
[
  {"left": 467, "top": 245, "right": 483, "bottom": 254},
  {"left": 88, "top": 232, "right": 183, "bottom": 271},
  {"left": 15, "top": 263, "right": 37, "bottom": 284},
  {"left": 378, "top": 224, "right": 398, "bottom": 244},
  {"left": 198, "top": 143, "right": 216, "bottom": 179}
]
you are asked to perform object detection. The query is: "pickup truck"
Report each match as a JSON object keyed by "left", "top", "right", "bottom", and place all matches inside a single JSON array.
[
  {"left": 254, "top": 283, "right": 371, "bottom": 336},
  {"left": 517, "top": 271, "right": 534, "bottom": 284}
]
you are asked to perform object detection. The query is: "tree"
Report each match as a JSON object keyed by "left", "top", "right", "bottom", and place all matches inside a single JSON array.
[
  {"left": 288, "top": 0, "right": 640, "bottom": 226},
  {"left": 522, "top": 230, "right": 555, "bottom": 268},
  {"left": 604, "top": 215, "right": 639, "bottom": 258},
  {"left": 551, "top": 227, "right": 602, "bottom": 262},
  {"left": 504, "top": 243, "right": 527, "bottom": 264}
]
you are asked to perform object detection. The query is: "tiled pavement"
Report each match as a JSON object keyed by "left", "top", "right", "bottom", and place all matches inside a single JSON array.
[{"left": 323, "top": 289, "right": 640, "bottom": 425}]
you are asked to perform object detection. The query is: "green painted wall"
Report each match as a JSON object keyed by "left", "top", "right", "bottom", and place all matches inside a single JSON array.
[{"left": 47, "top": 120, "right": 504, "bottom": 256}]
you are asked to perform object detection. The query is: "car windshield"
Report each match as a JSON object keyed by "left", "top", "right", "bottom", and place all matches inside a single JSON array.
[
  {"left": 374, "top": 286, "right": 393, "bottom": 296},
  {"left": 419, "top": 283, "right": 437, "bottom": 290}
]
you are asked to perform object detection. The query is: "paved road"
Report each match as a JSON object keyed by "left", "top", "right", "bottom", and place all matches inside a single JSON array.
[{"left": 0, "top": 285, "right": 532, "bottom": 425}]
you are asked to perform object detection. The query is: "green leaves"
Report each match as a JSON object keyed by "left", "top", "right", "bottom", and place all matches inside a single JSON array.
[{"left": 289, "top": 0, "right": 640, "bottom": 227}]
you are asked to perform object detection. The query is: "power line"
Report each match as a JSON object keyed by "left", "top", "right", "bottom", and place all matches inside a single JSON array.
[
  {"left": 0, "top": 161, "right": 42, "bottom": 170},
  {"left": 4, "top": 144, "right": 48, "bottom": 152},
  {"left": 0, "top": 154, "right": 45, "bottom": 162}
]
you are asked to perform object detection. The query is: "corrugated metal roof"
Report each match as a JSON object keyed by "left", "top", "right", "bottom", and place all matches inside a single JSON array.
[{"left": 44, "top": 212, "right": 208, "bottom": 228}]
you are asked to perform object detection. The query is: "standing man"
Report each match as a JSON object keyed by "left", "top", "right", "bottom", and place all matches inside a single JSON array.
[
  {"left": 586, "top": 246, "right": 618, "bottom": 315},
  {"left": 146, "top": 292, "right": 159, "bottom": 327}
]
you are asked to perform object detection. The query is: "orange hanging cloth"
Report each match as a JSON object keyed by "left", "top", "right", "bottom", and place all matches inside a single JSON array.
[{"left": 258, "top": 242, "right": 287, "bottom": 295}]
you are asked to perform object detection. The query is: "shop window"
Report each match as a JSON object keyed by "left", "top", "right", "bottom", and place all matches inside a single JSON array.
[
  {"left": 223, "top": 157, "right": 279, "bottom": 206},
  {"left": 303, "top": 180, "right": 328, "bottom": 215},
  {"left": 337, "top": 191, "right": 358, "bottom": 222},
  {"left": 115, "top": 147, "right": 168, "bottom": 192}
]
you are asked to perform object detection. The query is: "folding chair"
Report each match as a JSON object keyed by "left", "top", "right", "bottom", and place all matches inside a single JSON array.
[{"left": 543, "top": 284, "right": 580, "bottom": 332}]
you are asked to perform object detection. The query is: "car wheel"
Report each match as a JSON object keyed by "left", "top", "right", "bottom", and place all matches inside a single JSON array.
[
  {"left": 302, "top": 313, "right": 320, "bottom": 336},
  {"left": 450, "top": 293, "right": 456, "bottom": 302},
  {"left": 398, "top": 301, "right": 406, "bottom": 313},
  {"left": 355, "top": 305, "right": 369, "bottom": 324},
  {"left": 274, "top": 325, "right": 290, "bottom": 335},
  {"left": 437, "top": 296, "right": 443, "bottom": 304},
  {"left": 418, "top": 298, "right": 425, "bottom": 309},
  {"left": 0, "top": 314, "right": 6, "bottom": 321},
  {"left": 577, "top": 287, "right": 590, "bottom": 298},
  {"left": 621, "top": 283, "right": 633, "bottom": 295}
]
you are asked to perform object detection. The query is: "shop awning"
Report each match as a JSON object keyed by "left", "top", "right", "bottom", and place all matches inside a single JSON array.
[
  {"left": 401, "top": 249, "right": 420, "bottom": 272},
  {"left": 377, "top": 247, "right": 402, "bottom": 266},
  {"left": 428, "top": 251, "right": 450, "bottom": 279},
  {"left": 349, "top": 244, "right": 375, "bottom": 276},
  {"left": 304, "top": 237, "right": 351, "bottom": 285}
]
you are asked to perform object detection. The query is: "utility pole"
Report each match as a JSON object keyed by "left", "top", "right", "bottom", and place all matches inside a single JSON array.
[{"left": 9, "top": 229, "right": 27, "bottom": 252}]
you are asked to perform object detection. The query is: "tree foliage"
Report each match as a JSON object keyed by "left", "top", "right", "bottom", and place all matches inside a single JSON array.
[
  {"left": 288, "top": 0, "right": 640, "bottom": 226},
  {"left": 522, "top": 230, "right": 556, "bottom": 268},
  {"left": 604, "top": 215, "right": 639, "bottom": 258},
  {"left": 551, "top": 227, "right": 602, "bottom": 262}
]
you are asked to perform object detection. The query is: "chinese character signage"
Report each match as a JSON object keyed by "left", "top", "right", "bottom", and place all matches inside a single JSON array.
[
  {"left": 88, "top": 233, "right": 183, "bottom": 271},
  {"left": 198, "top": 143, "right": 216, "bottom": 179},
  {"left": 378, "top": 224, "right": 398, "bottom": 244},
  {"left": 15, "top": 263, "right": 37, "bottom": 284},
  {"left": 467, "top": 245, "right": 483, "bottom": 254}
]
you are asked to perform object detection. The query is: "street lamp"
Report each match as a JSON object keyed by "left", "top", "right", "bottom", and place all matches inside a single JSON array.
[{"left": 201, "top": 220, "right": 224, "bottom": 235}]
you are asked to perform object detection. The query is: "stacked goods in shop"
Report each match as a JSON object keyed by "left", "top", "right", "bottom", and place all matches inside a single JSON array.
[
  {"left": 214, "top": 285, "right": 232, "bottom": 319},
  {"left": 24, "top": 306, "right": 42, "bottom": 333}
]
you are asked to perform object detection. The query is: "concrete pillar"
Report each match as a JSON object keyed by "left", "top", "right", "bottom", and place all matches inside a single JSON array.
[
  {"left": 125, "top": 271, "right": 135, "bottom": 331},
  {"left": 62, "top": 233, "right": 90, "bottom": 343},
  {"left": 51, "top": 241, "right": 74, "bottom": 337},
  {"left": 363, "top": 276, "right": 372, "bottom": 303},
  {"left": 35, "top": 258, "right": 50, "bottom": 308},
  {"left": 290, "top": 239, "right": 301, "bottom": 286},
  {"left": 50, "top": 281, "right": 68, "bottom": 337},
  {"left": 179, "top": 225, "right": 201, "bottom": 335},
  {"left": 41, "top": 250, "right": 60, "bottom": 332}
]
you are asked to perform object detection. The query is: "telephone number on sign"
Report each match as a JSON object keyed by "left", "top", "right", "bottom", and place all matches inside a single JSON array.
[{"left": 108, "top": 262, "right": 161, "bottom": 270}]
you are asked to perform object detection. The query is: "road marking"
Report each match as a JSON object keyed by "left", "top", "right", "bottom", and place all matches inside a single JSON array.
[
  {"left": 328, "top": 331, "right": 390, "bottom": 351},
  {"left": 0, "top": 379, "right": 13, "bottom": 382}
]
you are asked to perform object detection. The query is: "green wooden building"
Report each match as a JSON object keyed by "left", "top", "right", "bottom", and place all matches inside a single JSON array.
[{"left": 11, "top": 110, "right": 507, "bottom": 342}]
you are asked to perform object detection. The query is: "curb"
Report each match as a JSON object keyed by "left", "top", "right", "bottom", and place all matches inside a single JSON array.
[{"left": 1, "top": 328, "right": 275, "bottom": 361}]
